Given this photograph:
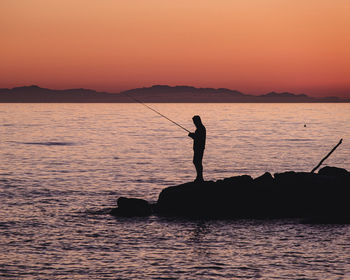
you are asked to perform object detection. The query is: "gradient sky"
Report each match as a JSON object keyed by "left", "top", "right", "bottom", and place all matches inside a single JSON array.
[{"left": 1, "top": 0, "right": 350, "bottom": 97}]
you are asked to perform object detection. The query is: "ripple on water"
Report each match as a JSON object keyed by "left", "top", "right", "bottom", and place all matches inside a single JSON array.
[{"left": 20, "top": 141, "right": 76, "bottom": 146}]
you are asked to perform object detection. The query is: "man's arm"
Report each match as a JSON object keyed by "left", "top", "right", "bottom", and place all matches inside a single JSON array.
[{"left": 188, "top": 132, "right": 195, "bottom": 139}]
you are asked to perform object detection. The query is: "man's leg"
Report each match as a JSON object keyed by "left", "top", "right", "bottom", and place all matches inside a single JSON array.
[{"left": 193, "top": 150, "right": 204, "bottom": 182}]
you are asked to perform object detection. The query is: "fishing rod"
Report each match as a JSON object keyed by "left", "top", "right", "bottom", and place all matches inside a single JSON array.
[{"left": 122, "top": 92, "right": 191, "bottom": 133}]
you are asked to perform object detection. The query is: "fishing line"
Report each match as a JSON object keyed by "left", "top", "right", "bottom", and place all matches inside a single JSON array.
[{"left": 122, "top": 92, "right": 190, "bottom": 133}]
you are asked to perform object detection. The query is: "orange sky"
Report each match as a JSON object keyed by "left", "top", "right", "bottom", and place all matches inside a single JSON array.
[{"left": 1, "top": 0, "right": 350, "bottom": 97}]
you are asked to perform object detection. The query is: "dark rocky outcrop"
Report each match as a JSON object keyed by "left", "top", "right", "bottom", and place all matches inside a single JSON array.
[{"left": 110, "top": 166, "right": 350, "bottom": 223}]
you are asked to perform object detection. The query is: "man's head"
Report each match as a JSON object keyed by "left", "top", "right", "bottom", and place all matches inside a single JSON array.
[{"left": 192, "top": 115, "right": 202, "bottom": 127}]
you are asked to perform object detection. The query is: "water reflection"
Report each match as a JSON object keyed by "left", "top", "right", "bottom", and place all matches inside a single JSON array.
[{"left": 188, "top": 221, "right": 211, "bottom": 258}]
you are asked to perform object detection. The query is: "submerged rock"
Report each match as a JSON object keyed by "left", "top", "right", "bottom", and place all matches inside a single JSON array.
[
  {"left": 110, "top": 197, "right": 152, "bottom": 217},
  {"left": 111, "top": 166, "right": 350, "bottom": 223}
]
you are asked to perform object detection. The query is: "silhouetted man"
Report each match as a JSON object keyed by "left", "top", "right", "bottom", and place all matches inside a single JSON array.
[{"left": 188, "top": 115, "right": 206, "bottom": 182}]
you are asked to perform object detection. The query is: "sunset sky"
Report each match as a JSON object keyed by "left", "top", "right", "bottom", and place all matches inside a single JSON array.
[{"left": 1, "top": 0, "right": 349, "bottom": 97}]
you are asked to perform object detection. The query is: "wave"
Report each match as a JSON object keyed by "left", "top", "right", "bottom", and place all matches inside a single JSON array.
[
  {"left": 284, "top": 138, "right": 314, "bottom": 142},
  {"left": 19, "top": 141, "right": 76, "bottom": 146},
  {"left": 83, "top": 208, "right": 114, "bottom": 216}
]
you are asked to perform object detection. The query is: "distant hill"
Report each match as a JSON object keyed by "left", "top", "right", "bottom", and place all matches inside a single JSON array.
[
  {"left": 0, "top": 85, "right": 348, "bottom": 103},
  {"left": 0, "top": 85, "right": 129, "bottom": 103}
]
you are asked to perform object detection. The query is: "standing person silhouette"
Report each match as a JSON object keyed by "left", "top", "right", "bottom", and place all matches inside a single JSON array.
[{"left": 188, "top": 115, "right": 206, "bottom": 182}]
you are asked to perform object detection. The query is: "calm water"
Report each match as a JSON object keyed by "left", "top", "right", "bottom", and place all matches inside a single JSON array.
[{"left": 0, "top": 103, "right": 349, "bottom": 279}]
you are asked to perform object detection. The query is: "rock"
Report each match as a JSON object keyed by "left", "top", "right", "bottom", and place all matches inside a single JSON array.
[
  {"left": 111, "top": 166, "right": 350, "bottom": 223},
  {"left": 302, "top": 215, "right": 350, "bottom": 224},
  {"left": 318, "top": 166, "right": 349, "bottom": 177},
  {"left": 253, "top": 172, "right": 274, "bottom": 185},
  {"left": 111, "top": 197, "right": 152, "bottom": 217},
  {"left": 222, "top": 175, "right": 253, "bottom": 185},
  {"left": 156, "top": 176, "right": 258, "bottom": 218},
  {"left": 156, "top": 181, "right": 217, "bottom": 218},
  {"left": 156, "top": 168, "right": 350, "bottom": 220}
]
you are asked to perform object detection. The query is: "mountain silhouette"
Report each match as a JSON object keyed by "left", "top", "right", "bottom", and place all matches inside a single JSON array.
[{"left": 0, "top": 85, "right": 348, "bottom": 103}]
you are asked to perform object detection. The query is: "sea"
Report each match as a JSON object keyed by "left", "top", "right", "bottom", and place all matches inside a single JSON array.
[{"left": 0, "top": 103, "right": 349, "bottom": 279}]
